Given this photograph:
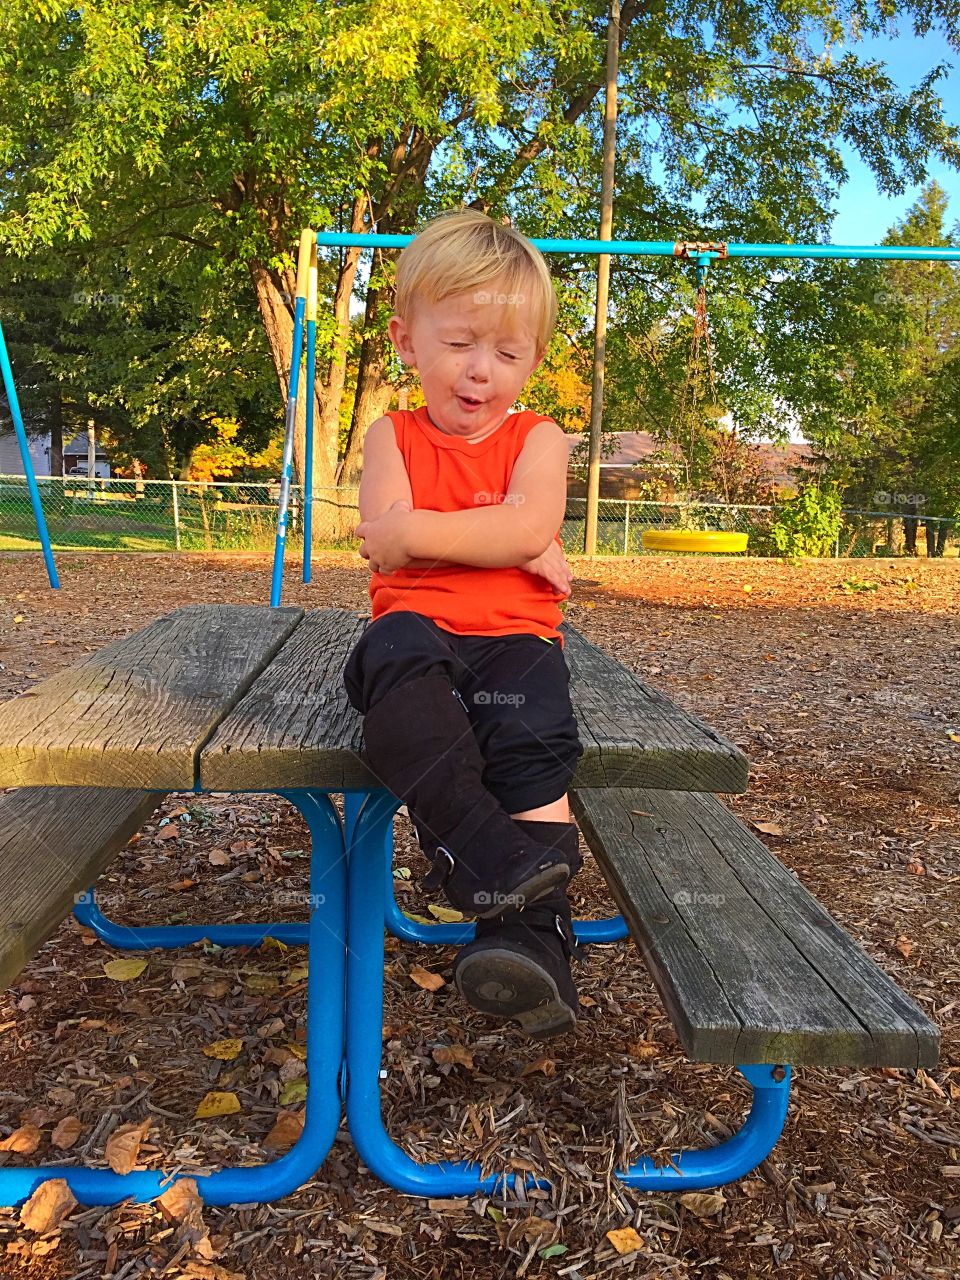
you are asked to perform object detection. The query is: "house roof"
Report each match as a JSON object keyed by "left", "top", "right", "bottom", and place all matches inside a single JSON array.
[{"left": 564, "top": 431, "right": 813, "bottom": 487}]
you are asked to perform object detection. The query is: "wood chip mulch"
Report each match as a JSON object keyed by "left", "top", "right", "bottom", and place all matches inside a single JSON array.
[{"left": 0, "top": 550, "right": 957, "bottom": 1280}]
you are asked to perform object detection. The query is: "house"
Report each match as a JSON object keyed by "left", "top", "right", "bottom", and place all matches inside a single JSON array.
[
  {"left": 0, "top": 430, "right": 112, "bottom": 478},
  {"left": 563, "top": 430, "right": 813, "bottom": 500},
  {"left": 0, "top": 431, "right": 50, "bottom": 477}
]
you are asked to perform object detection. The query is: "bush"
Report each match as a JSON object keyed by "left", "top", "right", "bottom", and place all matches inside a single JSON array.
[{"left": 770, "top": 485, "right": 843, "bottom": 558}]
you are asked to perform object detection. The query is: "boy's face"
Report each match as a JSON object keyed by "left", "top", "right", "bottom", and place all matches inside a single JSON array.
[{"left": 388, "top": 276, "right": 544, "bottom": 439}]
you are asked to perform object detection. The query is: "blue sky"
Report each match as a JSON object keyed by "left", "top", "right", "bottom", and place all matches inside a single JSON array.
[{"left": 828, "top": 29, "right": 960, "bottom": 242}]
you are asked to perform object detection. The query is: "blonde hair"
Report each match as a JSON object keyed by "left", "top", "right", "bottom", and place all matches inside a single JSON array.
[{"left": 394, "top": 209, "right": 558, "bottom": 352}]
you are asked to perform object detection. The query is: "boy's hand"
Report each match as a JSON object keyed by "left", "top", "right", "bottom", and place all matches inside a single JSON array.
[
  {"left": 519, "top": 540, "right": 573, "bottom": 597},
  {"left": 355, "top": 500, "right": 414, "bottom": 574}
]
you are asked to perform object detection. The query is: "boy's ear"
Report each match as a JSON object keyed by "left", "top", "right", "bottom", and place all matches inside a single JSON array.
[{"left": 388, "top": 314, "right": 416, "bottom": 367}]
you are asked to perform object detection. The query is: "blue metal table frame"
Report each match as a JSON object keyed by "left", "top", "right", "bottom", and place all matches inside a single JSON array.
[{"left": 0, "top": 787, "right": 791, "bottom": 1205}]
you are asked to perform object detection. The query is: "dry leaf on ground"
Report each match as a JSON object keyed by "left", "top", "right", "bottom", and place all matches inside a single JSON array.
[{"left": 19, "top": 1180, "right": 77, "bottom": 1233}]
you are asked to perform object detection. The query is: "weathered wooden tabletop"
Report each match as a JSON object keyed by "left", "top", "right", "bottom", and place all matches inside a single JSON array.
[{"left": 0, "top": 604, "right": 749, "bottom": 794}]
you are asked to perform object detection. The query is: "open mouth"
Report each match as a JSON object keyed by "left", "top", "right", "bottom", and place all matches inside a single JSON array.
[{"left": 457, "top": 395, "right": 484, "bottom": 410}]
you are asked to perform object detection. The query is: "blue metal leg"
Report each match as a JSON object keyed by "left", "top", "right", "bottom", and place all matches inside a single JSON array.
[
  {"left": 0, "top": 789, "right": 346, "bottom": 1206},
  {"left": 344, "top": 788, "right": 549, "bottom": 1196},
  {"left": 366, "top": 792, "right": 630, "bottom": 946},
  {"left": 617, "top": 1063, "right": 792, "bottom": 1190}
]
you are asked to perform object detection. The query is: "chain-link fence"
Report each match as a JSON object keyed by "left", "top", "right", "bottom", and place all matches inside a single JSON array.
[
  {"left": 0, "top": 476, "right": 955, "bottom": 558},
  {"left": 0, "top": 476, "right": 360, "bottom": 553}
]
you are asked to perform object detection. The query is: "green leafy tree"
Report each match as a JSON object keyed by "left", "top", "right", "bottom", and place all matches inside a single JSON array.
[{"left": 1, "top": 0, "right": 959, "bottom": 515}]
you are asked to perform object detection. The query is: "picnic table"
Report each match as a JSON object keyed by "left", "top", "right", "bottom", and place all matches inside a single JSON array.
[{"left": 0, "top": 604, "right": 939, "bottom": 1207}]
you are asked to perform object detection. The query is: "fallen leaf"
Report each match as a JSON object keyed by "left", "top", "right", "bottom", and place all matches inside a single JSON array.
[
  {"left": 167, "top": 878, "right": 196, "bottom": 892},
  {"left": 905, "top": 859, "right": 927, "bottom": 875},
  {"left": 286, "top": 1041, "right": 308, "bottom": 1062},
  {"left": 105, "top": 1117, "right": 153, "bottom": 1174},
  {"left": 200, "top": 978, "right": 231, "bottom": 999},
  {"left": 50, "top": 1117, "right": 85, "bottom": 1150},
  {"left": 102, "top": 958, "right": 148, "bottom": 982},
  {"left": 202, "top": 1038, "right": 243, "bottom": 1061},
  {"left": 0, "top": 1124, "right": 41, "bottom": 1155},
  {"left": 626, "top": 1039, "right": 659, "bottom": 1061},
  {"left": 607, "top": 1226, "right": 644, "bottom": 1254},
  {"left": 680, "top": 1190, "right": 726, "bottom": 1218},
  {"left": 894, "top": 936, "right": 914, "bottom": 959},
  {"left": 244, "top": 974, "right": 280, "bottom": 995},
  {"left": 752, "top": 820, "right": 784, "bottom": 836},
  {"left": 520, "top": 1057, "right": 556, "bottom": 1077},
  {"left": 156, "top": 824, "right": 180, "bottom": 840},
  {"left": 172, "top": 959, "right": 205, "bottom": 982},
  {"left": 19, "top": 1180, "right": 76, "bottom": 1232},
  {"left": 432, "top": 1044, "right": 474, "bottom": 1069},
  {"left": 208, "top": 849, "right": 231, "bottom": 866},
  {"left": 511, "top": 1215, "right": 558, "bottom": 1245},
  {"left": 261, "top": 936, "right": 288, "bottom": 953},
  {"left": 409, "top": 966, "right": 445, "bottom": 991},
  {"left": 194, "top": 1092, "right": 242, "bottom": 1120},
  {"left": 157, "top": 1177, "right": 204, "bottom": 1224},
  {"left": 262, "top": 1109, "right": 304, "bottom": 1150},
  {"left": 427, "top": 904, "right": 465, "bottom": 923},
  {"left": 279, "top": 1079, "right": 307, "bottom": 1106},
  {"left": 285, "top": 964, "right": 309, "bottom": 984}
]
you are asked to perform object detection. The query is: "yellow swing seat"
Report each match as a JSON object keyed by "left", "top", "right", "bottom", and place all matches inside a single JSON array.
[{"left": 641, "top": 529, "right": 749, "bottom": 553}]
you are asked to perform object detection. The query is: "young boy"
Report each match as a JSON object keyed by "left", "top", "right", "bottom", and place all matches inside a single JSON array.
[{"left": 343, "top": 209, "right": 585, "bottom": 1040}]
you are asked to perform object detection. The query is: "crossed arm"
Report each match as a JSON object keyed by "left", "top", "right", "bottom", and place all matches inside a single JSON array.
[{"left": 355, "top": 415, "right": 572, "bottom": 589}]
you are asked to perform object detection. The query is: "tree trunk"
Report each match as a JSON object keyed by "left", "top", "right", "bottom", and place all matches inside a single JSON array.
[
  {"left": 903, "top": 515, "right": 918, "bottom": 555},
  {"left": 251, "top": 260, "right": 322, "bottom": 489},
  {"left": 338, "top": 280, "right": 395, "bottom": 490},
  {"left": 925, "top": 520, "right": 937, "bottom": 558},
  {"left": 316, "top": 195, "right": 368, "bottom": 480},
  {"left": 49, "top": 389, "right": 63, "bottom": 477},
  {"left": 936, "top": 523, "right": 951, "bottom": 557}
]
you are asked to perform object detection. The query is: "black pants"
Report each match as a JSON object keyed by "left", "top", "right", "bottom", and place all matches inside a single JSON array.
[{"left": 343, "top": 611, "right": 583, "bottom": 815}]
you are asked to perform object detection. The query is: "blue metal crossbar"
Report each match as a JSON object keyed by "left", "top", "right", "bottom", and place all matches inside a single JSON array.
[{"left": 4, "top": 785, "right": 792, "bottom": 1206}]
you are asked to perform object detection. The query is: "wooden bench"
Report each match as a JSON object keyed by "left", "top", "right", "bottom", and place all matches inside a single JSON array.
[
  {"left": 570, "top": 787, "right": 938, "bottom": 1070},
  {"left": 0, "top": 787, "right": 163, "bottom": 988}
]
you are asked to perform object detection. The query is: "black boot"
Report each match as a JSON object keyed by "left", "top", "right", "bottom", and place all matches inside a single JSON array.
[
  {"left": 360, "top": 673, "right": 571, "bottom": 917},
  {"left": 453, "top": 887, "right": 584, "bottom": 1040}
]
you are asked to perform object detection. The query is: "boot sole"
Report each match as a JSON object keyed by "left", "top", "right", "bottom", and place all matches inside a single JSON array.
[
  {"left": 473, "top": 862, "right": 570, "bottom": 919},
  {"left": 454, "top": 948, "right": 577, "bottom": 1040}
]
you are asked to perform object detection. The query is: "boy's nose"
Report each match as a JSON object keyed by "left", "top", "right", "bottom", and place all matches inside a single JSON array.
[{"left": 465, "top": 351, "right": 491, "bottom": 381}]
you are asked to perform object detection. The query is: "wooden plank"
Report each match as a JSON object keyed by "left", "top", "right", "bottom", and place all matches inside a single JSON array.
[
  {"left": 202, "top": 610, "right": 369, "bottom": 790},
  {"left": 0, "top": 787, "right": 164, "bottom": 988},
  {"left": 0, "top": 605, "right": 303, "bottom": 789},
  {"left": 562, "top": 625, "right": 749, "bottom": 793},
  {"left": 571, "top": 787, "right": 939, "bottom": 1069},
  {"left": 204, "top": 612, "right": 749, "bottom": 793}
]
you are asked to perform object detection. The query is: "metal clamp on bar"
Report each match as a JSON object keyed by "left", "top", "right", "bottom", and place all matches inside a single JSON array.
[{"left": 673, "top": 241, "right": 729, "bottom": 259}]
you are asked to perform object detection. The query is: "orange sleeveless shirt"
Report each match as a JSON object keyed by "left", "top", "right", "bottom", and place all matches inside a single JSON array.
[{"left": 368, "top": 406, "right": 566, "bottom": 646}]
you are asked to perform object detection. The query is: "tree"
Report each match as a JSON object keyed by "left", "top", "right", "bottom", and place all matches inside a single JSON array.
[{"left": 2, "top": 0, "right": 958, "bottom": 515}]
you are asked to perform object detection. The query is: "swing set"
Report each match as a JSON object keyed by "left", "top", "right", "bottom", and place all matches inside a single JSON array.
[
  {"left": 3, "top": 234, "right": 958, "bottom": 597},
  {"left": 268, "top": 230, "right": 960, "bottom": 602}
]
